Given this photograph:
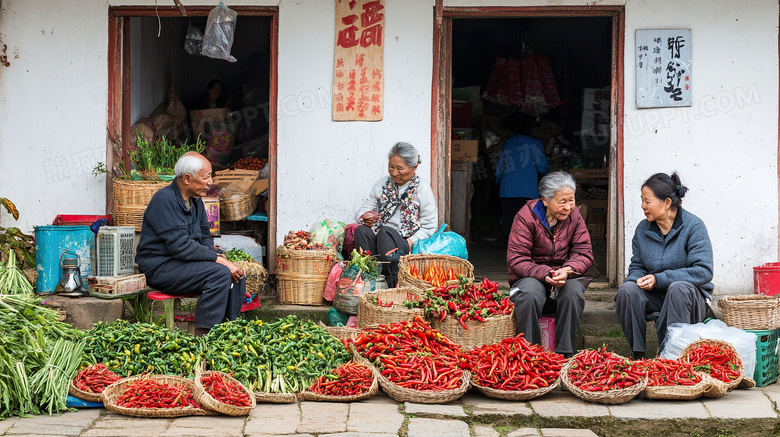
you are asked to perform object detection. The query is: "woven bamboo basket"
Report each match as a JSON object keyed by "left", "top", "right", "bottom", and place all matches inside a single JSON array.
[
  {"left": 430, "top": 311, "right": 516, "bottom": 349},
  {"left": 738, "top": 375, "right": 756, "bottom": 389},
  {"left": 235, "top": 260, "right": 268, "bottom": 294},
  {"left": 298, "top": 360, "right": 379, "bottom": 402},
  {"left": 680, "top": 339, "right": 744, "bottom": 391},
  {"left": 69, "top": 381, "right": 104, "bottom": 403},
  {"left": 560, "top": 353, "right": 647, "bottom": 405},
  {"left": 644, "top": 373, "right": 710, "bottom": 401},
  {"left": 220, "top": 189, "right": 259, "bottom": 222},
  {"left": 101, "top": 374, "right": 212, "bottom": 418},
  {"left": 193, "top": 369, "right": 256, "bottom": 416},
  {"left": 717, "top": 294, "right": 780, "bottom": 330},
  {"left": 701, "top": 374, "right": 731, "bottom": 398},
  {"left": 276, "top": 246, "right": 338, "bottom": 305},
  {"left": 397, "top": 254, "right": 474, "bottom": 292},
  {"left": 352, "top": 348, "right": 470, "bottom": 404},
  {"left": 254, "top": 392, "right": 298, "bottom": 403},
  {"left": 471, "top": 378, "right": 560, "bottom": 401},
  {"left": 112, "top": 179, "right": 169, "bottom": 231},
  {"left": 318, "top": 322, "right": 361, "bottom": 341},
  {"left": 357, "top": 288, "right": 425, "bottom": 328}
]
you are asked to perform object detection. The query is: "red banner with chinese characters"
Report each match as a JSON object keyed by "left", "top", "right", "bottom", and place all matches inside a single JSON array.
[{"left": 332, "top": 0, "right": 384, "bottom": 121}]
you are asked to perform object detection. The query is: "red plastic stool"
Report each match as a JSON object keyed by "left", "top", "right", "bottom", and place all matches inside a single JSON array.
[{"left": 146, "top": 290, "right": 262, "bottom": 331}]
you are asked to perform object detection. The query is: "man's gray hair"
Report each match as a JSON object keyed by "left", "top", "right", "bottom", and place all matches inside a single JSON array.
[
  {"left": 539, "top": 171, "right": 577, "bottom": 200},
  {"left": 388, "top": 142, "right": 421, "bottom": 168},
  {"left": 174, "top": 154, "right": 205, "bottom": 178}
]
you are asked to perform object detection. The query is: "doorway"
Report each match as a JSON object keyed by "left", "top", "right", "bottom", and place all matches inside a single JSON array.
[{"left": 433, "top": 7, "right": 624, "bottom": 286}]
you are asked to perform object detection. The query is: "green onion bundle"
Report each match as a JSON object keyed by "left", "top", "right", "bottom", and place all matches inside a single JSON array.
[{"left": 0, "top": 249, "right": 33, "bottom": 294}]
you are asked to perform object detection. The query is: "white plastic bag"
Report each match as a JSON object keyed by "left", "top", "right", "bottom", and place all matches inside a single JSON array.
[
  {"left": 659, "top": 319, "right": 757, "bottom": 378},
  {"left": 201, "top": 3, "right": 237, "bottom": 62},
  {"left": 310, "top": 219, "right": 346, "bottom": 250}
]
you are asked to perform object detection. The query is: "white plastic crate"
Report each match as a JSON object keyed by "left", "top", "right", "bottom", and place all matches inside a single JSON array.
[{"left": 97, "top": 226, "right": 135, "bottom": 276}]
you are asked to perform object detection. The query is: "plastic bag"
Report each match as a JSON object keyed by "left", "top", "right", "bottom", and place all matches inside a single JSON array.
[
  {"left": 411, "top": 223, "right": 468, "bottom": 260},
  {"left": 659, "top": 319, "right": 757, "bottom": 378},
  {"left": 333, "top": 265, "right": 388, "bottom": 315},
  {"left": 310, "top": 219, "right": 346, "bottom": 250},
  {"left": 184, "top": 24, "right": 204, "bottom": 55},
  {"left": 327, "top": 307, "right": 350, "bottom": 327},
  {"left": 201, "top": 3, "right": 237, "bottom": 62},
  {"left": 323, "top": 261, "right": 344, "bottom": 302}
]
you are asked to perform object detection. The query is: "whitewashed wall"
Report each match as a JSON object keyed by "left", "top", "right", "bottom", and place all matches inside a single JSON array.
[{"left": 0, "top": 0, "right": 777, "bottom": 295}]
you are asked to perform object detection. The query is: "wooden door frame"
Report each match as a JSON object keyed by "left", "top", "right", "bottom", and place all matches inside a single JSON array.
[
  {"left": 107, "top": 6, "right": 279, "bottom": 266},
  {"left": 431, "top": 5, "right": 625, "bottom": 284}
]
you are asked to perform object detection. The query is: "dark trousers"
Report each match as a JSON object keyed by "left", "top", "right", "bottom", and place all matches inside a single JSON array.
[
  {"left": 501, "top": 197, "right": 532, "bottom": 244},
  {"left": 353, "top": 224, "right": 409, "bottom": 288},
  {"left": 510, "top": 277, "right": 585, "bottom": 355},
  {"left": 615, "top": 281, "right": 709, "bottom": 353},
  {"left": 145, "top": 259, "right": 246, "bottom": 329}
]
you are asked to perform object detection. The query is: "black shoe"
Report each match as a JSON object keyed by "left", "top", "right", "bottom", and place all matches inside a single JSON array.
[
  {"left": 562, "top": 352, "right": 574, "bottom": 359},
  {"left": 632, "top": 351, "right": 645, "bottom": 360}
]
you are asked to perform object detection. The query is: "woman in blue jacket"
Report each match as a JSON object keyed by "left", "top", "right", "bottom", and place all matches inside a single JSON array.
[{"left": 615, "top": 172, "right": 713, "bottom": 359}]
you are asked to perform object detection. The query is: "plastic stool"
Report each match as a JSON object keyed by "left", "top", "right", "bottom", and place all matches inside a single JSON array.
[{"left": 146, "top": 291, "right": 198, "bottom": 331}]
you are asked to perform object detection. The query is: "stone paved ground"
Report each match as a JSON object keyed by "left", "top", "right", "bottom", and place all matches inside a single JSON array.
[{"left": 3, "top": 385, "right": 780, "bottom": 437}]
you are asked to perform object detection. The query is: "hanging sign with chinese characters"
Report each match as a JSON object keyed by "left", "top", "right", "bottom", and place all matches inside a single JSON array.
[
  {"left": 636, "top": 29, "right": 692, "bottom": 108},
  {"left": 332, "top": 0, "right": 385, "bottom": 121}
]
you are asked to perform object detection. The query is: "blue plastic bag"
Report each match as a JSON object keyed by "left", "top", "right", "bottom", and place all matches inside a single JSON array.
[{"left": 411, "top": 224, "right": 468, "bottom": 260}]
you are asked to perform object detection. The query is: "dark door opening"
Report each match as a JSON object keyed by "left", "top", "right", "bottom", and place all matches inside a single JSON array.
[{"left": 449, "top": 16, "right": 613, "bottom": 284}]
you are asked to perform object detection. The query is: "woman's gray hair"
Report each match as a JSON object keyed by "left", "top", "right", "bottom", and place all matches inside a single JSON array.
[
  {"left": 388, "top": 142, "right": 421, "bottom": 168},
  {"left": 174, "top": 154, "right": 205, "bottom": 178},
  {"left": 539, "top": 171, "right": 577, "bottom": 200}
]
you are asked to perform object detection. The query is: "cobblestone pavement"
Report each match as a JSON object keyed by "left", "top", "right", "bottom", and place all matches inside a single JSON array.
[{"left": 3, "top": 385, "right": 780, "bottom": 437}]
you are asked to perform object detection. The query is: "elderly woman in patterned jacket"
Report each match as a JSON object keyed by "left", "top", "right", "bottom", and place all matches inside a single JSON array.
[
  {"left": 353, "top": 142, "right": 439, "bottom": 287},
  {"left": 507, "top": 171, "right": 594, "bottom": 358}
]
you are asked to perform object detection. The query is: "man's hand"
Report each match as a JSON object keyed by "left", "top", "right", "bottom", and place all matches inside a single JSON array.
[
  {"left": 216, "top": 256, "right": 244, "bottom": 283},
  {"left": 637, "top": 274, "right": 656, "bottom": 291},
  {"left": 544, "top": 267, "right": 571, "bottom": 287}
]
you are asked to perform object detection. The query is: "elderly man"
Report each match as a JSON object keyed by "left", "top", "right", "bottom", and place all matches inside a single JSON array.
[{"left": 136, "top": 152, "right": 245, "bottom": 336}]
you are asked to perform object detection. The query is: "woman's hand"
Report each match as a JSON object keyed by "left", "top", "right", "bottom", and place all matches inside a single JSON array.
[
  {"left": 637, "top": 274, "right": 656, "bottom": 290},
  {"left": 360, "top": 211, "right": 381, "bottom": 227},
  {"left": 216, "top": 256, "right": 244, "bottom": 283},
  {"left": 407, "top": 238, "right": 413, "bottom": 251},
  {"left": 544, "top": 268, "right": 570, "bottom": 287}
]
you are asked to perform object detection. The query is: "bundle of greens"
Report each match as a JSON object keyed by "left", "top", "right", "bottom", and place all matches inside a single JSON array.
[
  {"left": 347, "top": 249, "right": 379, "bottom": 279},
  {"left": 224, "top": 247, "right": 254, "bottom": 262},
  {"left": 0, "top": 249, "right": 33, "bottom": 294},
  {"left": 131, "top": 132, "right": 206, "bottom": 179}
]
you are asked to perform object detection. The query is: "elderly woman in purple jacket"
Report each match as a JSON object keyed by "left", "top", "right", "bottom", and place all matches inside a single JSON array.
[
  {"left": 508, "top": 171, "right": 594, "bottom": 357},
  {"left": 615, "top": 172, "right": 713, "bottom": 360}
]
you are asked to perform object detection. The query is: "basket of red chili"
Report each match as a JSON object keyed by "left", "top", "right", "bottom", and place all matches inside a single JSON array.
[
  {"left": 102, "top": 374, "right": 212, "bottom": 417},
  {"left": 560, "top": 347, "right": 648, "bottom": 405},
  {"left": 352, "top": 317, "right": 472, "bottom": 404},
  {"left": 69, "top": 363, "right": 122, "bottom": 403},
  {"left": 467, "top": 334, "right": 567, "bottom": 401},
  {"left": 718, "top": 294, "right": 780, "bottom": 330},
  {"left": 194, "top": 369, "right": 256, "bottom": 416},
  {"left": 357, "top": 287, "right": 425, "bottom": 328},
  {"left": 680, "top": 339, "right": 744, "bottom": 394},
  {"left": 397, "top": 254, "right": 474, "bottom": 292},
  {"left": 639, "top": 358, "right": 709, "bottom": 401},
  {"left": 299, "top": 360, "right": 378, "bottom": 402}
]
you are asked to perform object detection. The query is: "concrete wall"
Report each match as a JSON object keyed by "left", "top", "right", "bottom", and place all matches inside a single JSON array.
[{"left": 0, "top": 0, "right": 777, "bottom": 294}]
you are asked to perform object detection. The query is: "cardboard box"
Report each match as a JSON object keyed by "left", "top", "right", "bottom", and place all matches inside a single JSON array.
[
  {"left": 579, "top": 200, "right": 607, "bottom": 224},
  {"left": 213, "top": 169, "right": 260, "bottom": 194},
  {"left": 203, "top": 196, "right": 220, "bottom": 236},
  {"left": 252, "top": 178, "right": 269, "bottom": 195},
  {"left": 452, "top": 140, "right": 478, "bottom": 163}
]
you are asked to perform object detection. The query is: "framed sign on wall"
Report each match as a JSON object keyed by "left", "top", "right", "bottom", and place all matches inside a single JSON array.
[{"left": 636, "top": 29, "right": 692, "bottom": 108}]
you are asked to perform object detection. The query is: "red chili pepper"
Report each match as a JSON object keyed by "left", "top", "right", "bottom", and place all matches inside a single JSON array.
[
  {"left": 201, "top": 372, "right": 252, "bottom": 407},
  {"left": 682, "top": 342, "right": 741, "bottom": 383},
  {"left": 566, "top": 347, "right": 647, "bottom": 391},
  {"left": 73, "top": 364, "right": 121, "bottom": 394},
  {"left": 116, "top": 378, "right": 201, "bottom": 409}
]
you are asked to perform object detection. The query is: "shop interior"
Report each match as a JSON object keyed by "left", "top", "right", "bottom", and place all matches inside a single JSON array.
[
  {"left": 126, "top": 15, "right": 271, "bottom": 257},
  {"left": 450, "top": 17, "right": 612, "bottom": 283}
]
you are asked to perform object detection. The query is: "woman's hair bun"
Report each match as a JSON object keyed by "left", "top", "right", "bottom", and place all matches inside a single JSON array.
[{"left": 675, "top": 184, "right": 688, "bottom": 199}]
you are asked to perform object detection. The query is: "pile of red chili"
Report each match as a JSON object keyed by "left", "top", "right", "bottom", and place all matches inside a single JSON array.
[
  {"left": 201, "top": 372, "right": 253, "bottom": 407},
  {"left": 420, "top": 278, "right": 513, "bottom": 330},
  {"left": 566, "top": 347, "right": 646, "bottom": 391},
  {"left": 467, "top": 334, "right": 566, "bottom": 391},
  {"left": 640, "top": 358, "right": 703, "bottom": 387},
  {"left": 682, "top": 341, "right": 742, "bottom": 383},
  {"left": 308, "top": 361, "right": 374, "bottom": 396},
  {"left": 116, "top": 378, "right": 200, "bottom": 409},
  {"left": 73, "top": 363, "right": 121, "bottom": 394},
  {"left": 353, "top": 316, "right": 469, "bottom": 391}
]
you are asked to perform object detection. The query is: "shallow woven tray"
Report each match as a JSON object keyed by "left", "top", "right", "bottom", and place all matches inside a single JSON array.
[
  {"left": 298, "top": 361, "right": 379, "bottom": 402},
  {"left": 319, "top": 322, "right": 361, "bottom": 341},
  {"left": 560, "top": 352, "right": 647, "bottom": 405},
  {"left": 220, "top": 189, "right": 259, "bottom": 222},
  {"left": 717, "top": 294, "right": 780, "bottom": 330},
  {"left": 102, "top": 375, "right": 212, "bottom": 418},
  {"left": 354, "top": 350, "right": 470, "bottom": 404},
  {"left": 680, "top": 338, "right": 744, "bottom": 391},
  {"left": 738, "top": 375, "right": 756, "bottom": 389},
  {"left": 69, "top": 381, "right": 103, "bottom": 403},
  {"left": 357, "top": 288, "right": 425, "bottom": 328},
  {"left": 194, "top": 370, "right": 256, "bottom": 416},
  {"left": 254, "top": 392, "right": 298, "bottom": 403},
  {"left": 397, "top": 254, "right": 474, "bottom": 292},
  {"left": 430, "top": 311, "right": 516, "bottom": 349},
  {"left": 644, "top": 373, "right": 710, "bottom": 401},
  {"left": 471, "top": 378, "right": 560, "bottom": 401}
]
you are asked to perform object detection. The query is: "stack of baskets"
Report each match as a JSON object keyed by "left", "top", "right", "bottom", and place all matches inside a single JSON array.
[
  {"left": 112, "top": 179, "right": 169, "bottom": 231},
  {"left": 276, "top": 245, "right": 338, "bottom": 305},
  {"left": 220, "top": 188, "right": 259, "bottom": 221},
  {"left": 718, "top": 294, "right": 780, "bottom": 330},
  {"left": 397, "top": 254, "right": 474, "bottom": 292},
  {"left": 357, "top": 287, "right": 425, "bottom": 328}
]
